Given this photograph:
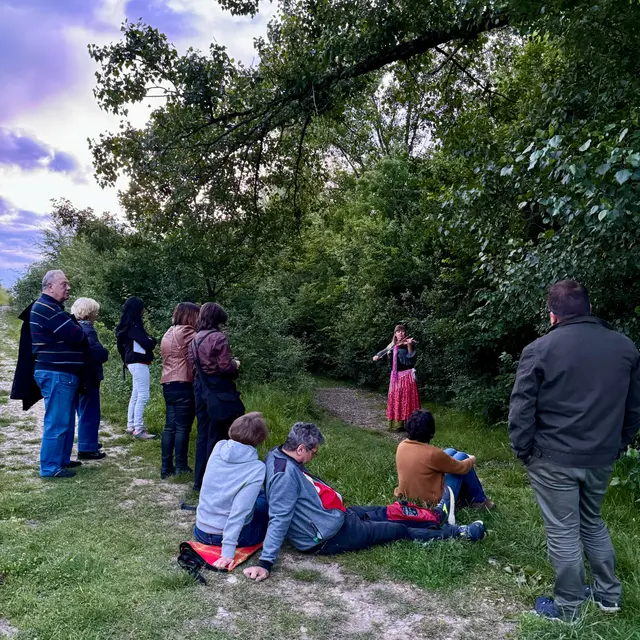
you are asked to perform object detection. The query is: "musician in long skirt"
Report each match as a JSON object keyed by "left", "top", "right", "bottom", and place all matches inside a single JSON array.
[{"left": 373, "top": 324, "right": 421, "bottom": 431}]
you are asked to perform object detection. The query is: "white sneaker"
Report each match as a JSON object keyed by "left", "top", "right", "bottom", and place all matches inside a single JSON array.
[
  {"left": 126, "top": 425, "right": 135, "bottom": 435},
  {"left": 133, "top": 429, "right": 156, "bottom": 440}
]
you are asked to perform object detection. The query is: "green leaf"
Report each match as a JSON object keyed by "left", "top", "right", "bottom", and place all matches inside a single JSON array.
[
  {"left": 610, "top": 477, "right": 620, "bottom": 486},
  {"left": 500, "top": 165, "right": 513, "bottom": 176},
  {"left": 615, "top": 169, "right": 632, "bottom": 185},
  {"left": 628, "top": 152, "right": 640, "bottom": 168},
  {"left": 598, "top": 210, "right": 608, "bottom": 221},
  {"left": 548, "top": 135, "right": 562, "bottom": 148},
  {"left": 579, "top": 139, "right": 591, "bottom": 152},
  {"left": 543, "top": 229, "right": 555, "bottom": 239},
  {"left": 596, "top": 163, "right": 610, "bottom": 176},
  {"left": 619, "top": 128, "right": 629, "bottom": 143}
]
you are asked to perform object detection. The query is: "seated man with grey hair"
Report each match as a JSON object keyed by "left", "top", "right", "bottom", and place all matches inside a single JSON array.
[{"left": 244, "top": 422, "right": 486, "bottom": 582}]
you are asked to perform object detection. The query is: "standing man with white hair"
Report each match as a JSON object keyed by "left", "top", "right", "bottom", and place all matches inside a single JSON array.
[{"left": 30, "top": 270, "right": 87, "bottom": 478}]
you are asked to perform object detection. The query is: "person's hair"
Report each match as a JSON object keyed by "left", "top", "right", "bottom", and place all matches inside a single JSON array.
[
  {"left": 228, "top": 412, "right": 268, "bottom": 447},
  {"left": 172, "top": 302, "right": 200, "bottom": 328},
  {"left": 70, "top": 297, "right": 100, "bottom": 321},
  {"left": 392, "top": 323, "right": 407, "bottom": 345},
  {"left": 406, "top": 409, "right": 436, "bottom": 443},
  {"left": 116, "top": 296, "right": 145, "bottom": 334},
  {"left": 547, "top": 280, "right": 591, "bottom": 320},
  {"left": 196, "top": 302, "right": 228, "bottom": 331},
  {"left": 42, "top": 269, "right": 65, "bottom": 291},
  {"left": 282, "top": 422, "right": 325, "bottom": 452}
]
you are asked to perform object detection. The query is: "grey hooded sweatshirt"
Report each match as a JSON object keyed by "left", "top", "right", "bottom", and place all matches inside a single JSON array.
[{"left": 196, "top": 439, "right": 265, "bottom": 558}]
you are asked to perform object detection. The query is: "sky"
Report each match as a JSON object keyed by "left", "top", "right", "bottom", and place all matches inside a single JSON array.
[{"left": 0, "top": 0, "right": 272, "bottom": 288}]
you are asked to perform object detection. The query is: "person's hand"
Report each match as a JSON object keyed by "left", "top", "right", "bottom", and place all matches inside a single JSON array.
[
  {"left": 234, "top": 358, "right": 241, "bottom": 368},
  {"left": 243, "top": 566, "right": 270, "bottom": 582},
  {"left": 372, "top": 355, "right": 379, "bottom": 362},
  {"left": 213, "top": 557, "right": 235, "bottom": 571},
  {"left": 468, "top": 455, "right": 476, "bottom": 466}
]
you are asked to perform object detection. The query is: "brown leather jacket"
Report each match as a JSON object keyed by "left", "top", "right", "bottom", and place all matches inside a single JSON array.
[
  {"left": 161, "top": 325, "right": 197, "bottom": 384},
  {"left": 188, "top": 329, "right": 238, "bottom": 378}
]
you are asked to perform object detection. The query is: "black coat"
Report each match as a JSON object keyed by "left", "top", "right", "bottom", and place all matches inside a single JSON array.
[
  {"left": 10, "top": 303, "right": 42, "bottom": 411},
  {"left": 509, "top": 316, "right": 640, "bottom": 468},
  {"left": 79, "top": 321, "right": 109, "bottom": 388},
  {"left": 116, "top": 323, "right": 157, "bottom": 365}
]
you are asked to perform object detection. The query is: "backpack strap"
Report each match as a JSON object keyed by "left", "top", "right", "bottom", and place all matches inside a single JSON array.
[{"left": 192, "top": 330, "right": 219, "bottom": 379}]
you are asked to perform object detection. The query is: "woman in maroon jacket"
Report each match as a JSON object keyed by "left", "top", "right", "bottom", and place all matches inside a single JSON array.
[{"left": 189, "top": 303, "right": 245, "bottom": 491}]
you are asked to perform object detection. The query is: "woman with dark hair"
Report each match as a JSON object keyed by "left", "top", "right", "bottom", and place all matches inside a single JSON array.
[
  {"left": 395, "top": 409, "right": 495, "bottom": 519},
  {"left": 160, "top": 302, "right": 201, "bottom": 478},
  {"left": 373, "top": 324, "right": 420, "bottom": 431},
  {"left": 189, "top": 302, "right": 245, "bottom": 491},
  {"left": 116, "top": 296, "right": 157, "bottom": 440}
]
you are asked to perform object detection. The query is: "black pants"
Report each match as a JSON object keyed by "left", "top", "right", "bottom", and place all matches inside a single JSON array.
[
  {"left": 318, "top": 506, "right": 458, "bottom": 555},
  {"left": 193, "top": 376, "right": 244, "bottom": 490},
  {"left": 161, "top": 382, "right": 195, "bottom": 474}
]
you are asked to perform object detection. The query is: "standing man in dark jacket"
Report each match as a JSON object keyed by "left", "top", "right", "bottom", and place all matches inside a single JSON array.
[
  {"left": 30, "top": 270, "right": 87, "bottom": 478},
  {"left": 509, "top": 280, "right": 640, "bottom": 622}
]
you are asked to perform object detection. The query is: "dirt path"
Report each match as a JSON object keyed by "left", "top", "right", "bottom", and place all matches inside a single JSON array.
[
  {"left": 314, "top": 385, "right": 409, "bottom": 441},
  {"left": 0, "top": 309, "right": 520, "bottom": 639}
]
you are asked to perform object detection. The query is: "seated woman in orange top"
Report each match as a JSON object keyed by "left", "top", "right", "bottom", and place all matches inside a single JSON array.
[{"left": 395, "top": 409, "right": 495, "bottom": 518}]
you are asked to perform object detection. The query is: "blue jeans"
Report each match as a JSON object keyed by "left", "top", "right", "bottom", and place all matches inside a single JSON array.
[
  {"left": 34, "top": 370, "right": 79, "bottom": 476},
  {"left": 317, "top": 505, "right": 458, "bottom": 555},
  {"left": 77, "top": 385, "right": 101, "bottom": 453},
  {"left": 441, "top": 448, "right": 486, "bottom": 506},
  {"left": 194, "top": 492, "right": 269, "bottom": 548}
]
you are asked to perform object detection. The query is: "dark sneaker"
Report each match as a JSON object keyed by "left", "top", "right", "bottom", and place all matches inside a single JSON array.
[
  {"left": 63, "top": 461, "right": 82, "bottom": 468},
  {"left": 78, "top": 451, "right": 106, "bottom": 460},
  {"left": 161, "top": 469, "right": 175, "bottom": 480},
  {"left": 133, "top": 429, "right": 157, "bottom": 440},
  {"left": 457, "top": 520, "right": 486, "bottom": 541},
  {"left": 470, "top": 498, "right": 496, "bottom": 511},
  {"left": 534, "top": 596, "right": 578, "bottom": 623},
  {"left": 584, "top": 585, "right": 621, "bottom": 613},
  {"left": 52, "top": 469, "right": 76, "bottom": 478},
  {"left": 175, "top": 467, "right": 193, "bottom": 475}
]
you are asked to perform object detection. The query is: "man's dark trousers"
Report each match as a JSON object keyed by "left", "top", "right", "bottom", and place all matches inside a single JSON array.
[
  {"left": 318, "top": 506, "right": 457, "bottom": 555},
  {"left": 527, "top": 455, "right": 621, "bottom": 615}
]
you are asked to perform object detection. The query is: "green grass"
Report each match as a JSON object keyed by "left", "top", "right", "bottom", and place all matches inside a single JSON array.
[{"left": 2, "top": 307, "right": 640, "bottom": 639}]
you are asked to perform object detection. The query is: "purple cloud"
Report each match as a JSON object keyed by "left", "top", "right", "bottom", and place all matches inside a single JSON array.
[
  {"left": 125, "top": 0, "right": 198, "bottom": 39},
  {"left": 0, "top": 196, "right": 46, "bottom": 287},
  {"left": 0, "top": 128, "right": 80, "bottom": 174},
  {"left": 0, "top": 2, "right": 111, "bottom": 123}
]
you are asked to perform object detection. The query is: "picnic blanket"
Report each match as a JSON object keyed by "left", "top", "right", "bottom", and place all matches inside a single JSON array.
[{"left": 178, "top": 541, "right": 263, "bottom": 583}]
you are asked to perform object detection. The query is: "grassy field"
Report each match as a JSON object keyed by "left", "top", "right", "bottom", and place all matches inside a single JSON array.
[{"left": 1, "top": 309, "right": 640, "bottom": 639}]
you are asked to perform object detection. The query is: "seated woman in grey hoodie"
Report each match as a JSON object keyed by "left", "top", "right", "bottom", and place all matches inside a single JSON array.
[{"left": 194, "top": 412, "right": 269, "bottom": 570}]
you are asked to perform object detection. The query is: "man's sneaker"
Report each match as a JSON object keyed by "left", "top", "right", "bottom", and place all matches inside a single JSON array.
[
  {"left": 52, "top": 469, "right": 76, "bottom": 478},
  {"left": 534, "top": 596, "right": 578, "bottom": 623},
  {"left": 78, "top": 451, "right": 106, "bottom": 460},
  {"left": 133, "top": 429, "right": 156, "bottom": 440},
  {"left": 584, "top": 585, "right": 621, "bottom": 613},
  {"left": 470, "top": 498, "right": 496, "bottom": 511},
  {"left": 457, "top": 520, "right": 486, "bottom": 541},
  {"left": 63, "top": 460, "right": 82, "bottom": 468},
  {"left": 126, "top": 426, "right": 135, "bottom": 435}
]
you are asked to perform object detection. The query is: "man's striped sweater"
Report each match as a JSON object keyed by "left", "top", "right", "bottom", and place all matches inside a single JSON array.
[{"left": 30, "top": 293, "right": 87, "bottom": 375}]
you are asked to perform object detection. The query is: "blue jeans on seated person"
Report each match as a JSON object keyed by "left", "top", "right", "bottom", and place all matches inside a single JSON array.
[
  {"left": 317, "top": 505, "right": 458, "bottom": 555},
  {"left": 34, "top": 370, "right": 79, "bottom": 476},
  {"left": 440, "top": 448, "right": 486, "bottom": 506},
  {"left": 194, "top": 492, "right": 269, "bottom": 548},
  {"left": 77, "top": 385, "right": 101, "bottom": 453}
]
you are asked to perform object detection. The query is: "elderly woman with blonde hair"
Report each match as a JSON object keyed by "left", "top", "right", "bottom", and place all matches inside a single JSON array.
[{"left": 70, "top": 297, "right": 109, "bottom": 460}]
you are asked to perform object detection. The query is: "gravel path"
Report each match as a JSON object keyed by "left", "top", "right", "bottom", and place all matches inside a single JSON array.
[{"left": 314, "top": 385, "right": 407, "bottom": 440}]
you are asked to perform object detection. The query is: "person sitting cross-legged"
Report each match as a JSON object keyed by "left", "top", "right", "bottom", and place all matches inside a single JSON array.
[
  {"left": 243, "top": 422, "right": 486, "bottom": 583},
  {"left": 395, "top": 409, "right": 495, "bottom": 521}
]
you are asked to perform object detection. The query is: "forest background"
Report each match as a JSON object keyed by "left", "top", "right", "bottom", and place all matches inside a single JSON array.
[{"left": 12, "top": 0, "right": 640, "bottom": 423}]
